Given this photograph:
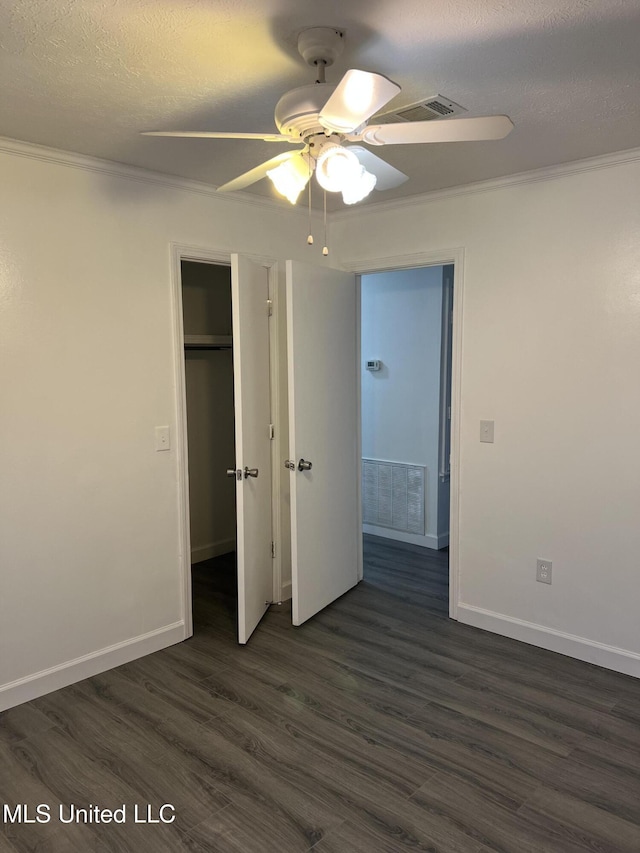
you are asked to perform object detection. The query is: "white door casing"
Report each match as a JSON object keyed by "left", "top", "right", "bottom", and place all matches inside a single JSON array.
[
  {"left": 341, "top": 247, "right": 464, "bottom": 620},
  {"left": 286, "top": 260, "right": 360, "bottom": 626},
  {"left": 231, "top": 254, "right": 273, "bottom": 643}
]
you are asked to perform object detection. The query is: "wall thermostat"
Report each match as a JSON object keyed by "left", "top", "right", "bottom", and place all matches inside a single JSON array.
[{"left": 366, "top": 360, "right": 381, "bottom": 371}]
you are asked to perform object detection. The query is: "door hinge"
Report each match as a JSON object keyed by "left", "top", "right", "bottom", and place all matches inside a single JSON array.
[
  {"left": 269, "top": 423, "right": 275, "bottom": 440},
  {"left": 271, "top": 541, "right": 276, "bottom": 558},
  {"left": 267, "top": 299, "right": 273, "bottom": 317}
]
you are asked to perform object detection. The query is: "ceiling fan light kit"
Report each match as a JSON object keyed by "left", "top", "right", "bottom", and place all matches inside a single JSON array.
[
  {"left": 341, "top": 167, "right": 377, "bottom": 205},
  {"left": 315, "top": 143, "right": 377, "bottom": 204},
  {"left": 142, "top": 25, "right": 514, "bottom": 214},
  {"left": 315, "top": 144, "right": 355, "bottom": 192},
  {"left": 266, "top": 152, "right": 311, "bottom": 205}
]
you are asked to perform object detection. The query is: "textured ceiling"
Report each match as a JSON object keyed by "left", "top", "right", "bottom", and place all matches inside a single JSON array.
[{"left": 1, "top": 0, "right": 639, "bottom": 209}]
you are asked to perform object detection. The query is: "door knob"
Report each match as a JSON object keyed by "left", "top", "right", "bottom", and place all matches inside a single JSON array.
[
  {"left": 243, "top": 467, "right": 259, "bottom": 478},
  {"left": 226, "top": 468, "right": 242, "bottom": 480},
  {"left": 284, "top": 460, "right": 295, "bottom": 470},
  {"left": 298, "top": 458, "right": 313, "bottom": 472}
]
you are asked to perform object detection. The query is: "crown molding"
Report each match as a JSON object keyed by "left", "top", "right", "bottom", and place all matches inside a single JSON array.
[
  {"left": 0, "top": 135, "right": 313, "bottom": 219},
  {"left": 3, "top": 134, "right": 639, "bottom": 226},
  {"left": 330, "top": 145, "right": 640, "bottom": 223}
]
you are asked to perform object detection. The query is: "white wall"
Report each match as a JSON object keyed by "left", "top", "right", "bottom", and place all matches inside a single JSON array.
[
  {"left": 361, "top": 266, "right": 445, "bottom": 548},
  {"left": 0, "top": 139, "right": 310, "bottom": 709},
  {"left": 332, "top": 149, "right": 640, "bottom": 677}
]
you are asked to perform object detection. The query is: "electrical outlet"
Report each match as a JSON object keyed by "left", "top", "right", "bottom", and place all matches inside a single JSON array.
[{"left": 536, "top": 559, "right": 552, "bottom": 585}]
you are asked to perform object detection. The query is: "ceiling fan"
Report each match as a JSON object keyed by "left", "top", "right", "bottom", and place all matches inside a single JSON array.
[{"left": 143, "top": 27, "right": 514, "bottom": 206}]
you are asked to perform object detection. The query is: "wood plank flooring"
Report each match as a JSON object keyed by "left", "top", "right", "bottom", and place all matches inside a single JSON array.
[{"left": 2, "top": 534, "right": 640, "bottom": 852}]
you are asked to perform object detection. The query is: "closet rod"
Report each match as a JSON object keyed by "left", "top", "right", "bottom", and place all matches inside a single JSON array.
[
  {"left": 184, "top": 344, "right": 232, "bottom": 351},
  {"left": 184, "top": 334, "right": 232, "bottom": 350}
]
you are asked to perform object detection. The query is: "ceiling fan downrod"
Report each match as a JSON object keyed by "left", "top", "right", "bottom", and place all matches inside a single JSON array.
[
  {"left": 297, "top": 27, "right": 345, "bottom": 69},
  {"left": 297, "top": 27, "right": 345, "bottom": 87}
]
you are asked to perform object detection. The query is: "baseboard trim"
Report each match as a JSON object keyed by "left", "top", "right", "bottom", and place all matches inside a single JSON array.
[
  {"left": 279, "top": 581, "right": 292, "bottom": 604},
  {"left": 457, "top": 604, "right": 640, "bottom": 678},
  {"left": 191, "top": 539, "right": 235, "bottom": 563},
  {"left": 362, "top": 525, "right": 448, "bottom": 550},
  {"left": 0, "top": 621, "right": 186, "bottom": 711}
]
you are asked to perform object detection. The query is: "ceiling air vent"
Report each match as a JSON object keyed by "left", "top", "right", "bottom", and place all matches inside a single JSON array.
[{"left": 373, "top": 94, "right": 467, "bottom": 124}]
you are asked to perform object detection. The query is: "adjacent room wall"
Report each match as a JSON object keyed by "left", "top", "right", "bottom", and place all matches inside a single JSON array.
[
  {"left": 361, "top": 266, "right": 445, "bottom": 548},
  {"left": 0, "top": 139, "right": 308, "bottom": 709},
  {"left": 332, "top": 149, "right": 640, "bottom": 677}
]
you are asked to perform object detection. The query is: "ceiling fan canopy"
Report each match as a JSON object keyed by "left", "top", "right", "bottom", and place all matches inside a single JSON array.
[{"left": 142, "top": 27, "right": 514, "bottom": 206}]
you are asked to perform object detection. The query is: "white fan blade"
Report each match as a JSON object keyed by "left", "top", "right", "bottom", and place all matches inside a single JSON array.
[
  {"left": 354, "top": 115, "right": 514, "bottom": 145},
  {"left": 319, "top": 70, "right": 401, "bottom": 134},
  {"left": 217, "top": 150, "right": 305, "bottom": 193},
  {"left": 142, "top": 130, "right": 294, "bottom": 143},
  {"left": 347, "top": 146, "right": 408, "bottom": 191}
]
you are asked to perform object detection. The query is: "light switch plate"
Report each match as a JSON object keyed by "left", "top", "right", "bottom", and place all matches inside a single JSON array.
[
  {"left": 155, "top": 425, "right": 171, "bottom": 451},
  {"left": 480, "top": 420, "right": 495, "bottom": 443}
]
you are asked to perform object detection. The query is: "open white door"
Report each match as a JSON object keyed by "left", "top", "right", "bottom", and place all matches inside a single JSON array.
[
  {"left": 286, "top": 260, "right": 360, "bottom": 626},
  {"left": 231, "top": 255, "right": 273, "bottom": 643}
]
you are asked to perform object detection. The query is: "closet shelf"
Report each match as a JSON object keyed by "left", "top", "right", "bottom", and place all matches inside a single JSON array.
[{"left": 184, "top": 334, "right": 232, "bottom": 350}]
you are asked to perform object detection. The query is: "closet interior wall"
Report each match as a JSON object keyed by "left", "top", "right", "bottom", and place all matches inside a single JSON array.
[{"left": 181, "top": 261, "right": 236, "bottom": 564}]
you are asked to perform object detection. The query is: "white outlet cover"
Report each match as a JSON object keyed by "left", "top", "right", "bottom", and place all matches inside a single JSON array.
[{"left": 536, "top": 558, "right": 552, "bottom": 584}]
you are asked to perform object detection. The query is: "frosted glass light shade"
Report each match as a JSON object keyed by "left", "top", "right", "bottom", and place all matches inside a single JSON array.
[
  {"left": 267, "top": 155, "right": 311, "bottom": 204},
  {"left": 341, "top": 167, "right": 377, "bottom": 204},
  {"left": 315, "top": 145, "right": 360, "bottom": 193},
  {"left": 315, "top": 144, "right": 377, "bottom": 204}
]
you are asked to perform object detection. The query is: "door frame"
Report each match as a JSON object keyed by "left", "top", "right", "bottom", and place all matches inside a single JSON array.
[
  {"left": 342, "top": 248, "right": 464, "bottom": 620},
  {"left": 169, "top": 243, "right": 281, "bottom": 638}
]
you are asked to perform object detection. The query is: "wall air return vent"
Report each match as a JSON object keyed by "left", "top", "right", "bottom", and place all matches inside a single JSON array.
[
  {"left": 363, "top": 459, "right": 425, "bottom": 535},
  {"left": 373, "top": 94, "right": 467, "bottom": 125}
]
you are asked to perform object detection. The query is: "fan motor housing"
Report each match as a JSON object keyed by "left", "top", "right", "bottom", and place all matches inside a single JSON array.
[{"left": 274, "top": 83, "right": 337, "bottom": 139}]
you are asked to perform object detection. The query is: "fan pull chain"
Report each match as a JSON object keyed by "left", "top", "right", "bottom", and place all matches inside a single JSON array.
[
  {"left": 322, "top": 190, "right": 328, "bottom": 256},
  {"left": 307, "top": 159, "right": 313, "bottom": 245}
]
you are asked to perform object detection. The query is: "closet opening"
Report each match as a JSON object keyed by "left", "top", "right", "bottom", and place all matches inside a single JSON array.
[{"left": 181, "top": 260, "right": 238, "bottom": 639}]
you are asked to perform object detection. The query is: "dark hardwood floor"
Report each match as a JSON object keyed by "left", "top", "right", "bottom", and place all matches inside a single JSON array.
[{"left": 2, "top": 535, "right": 640, "bottom": 852}]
